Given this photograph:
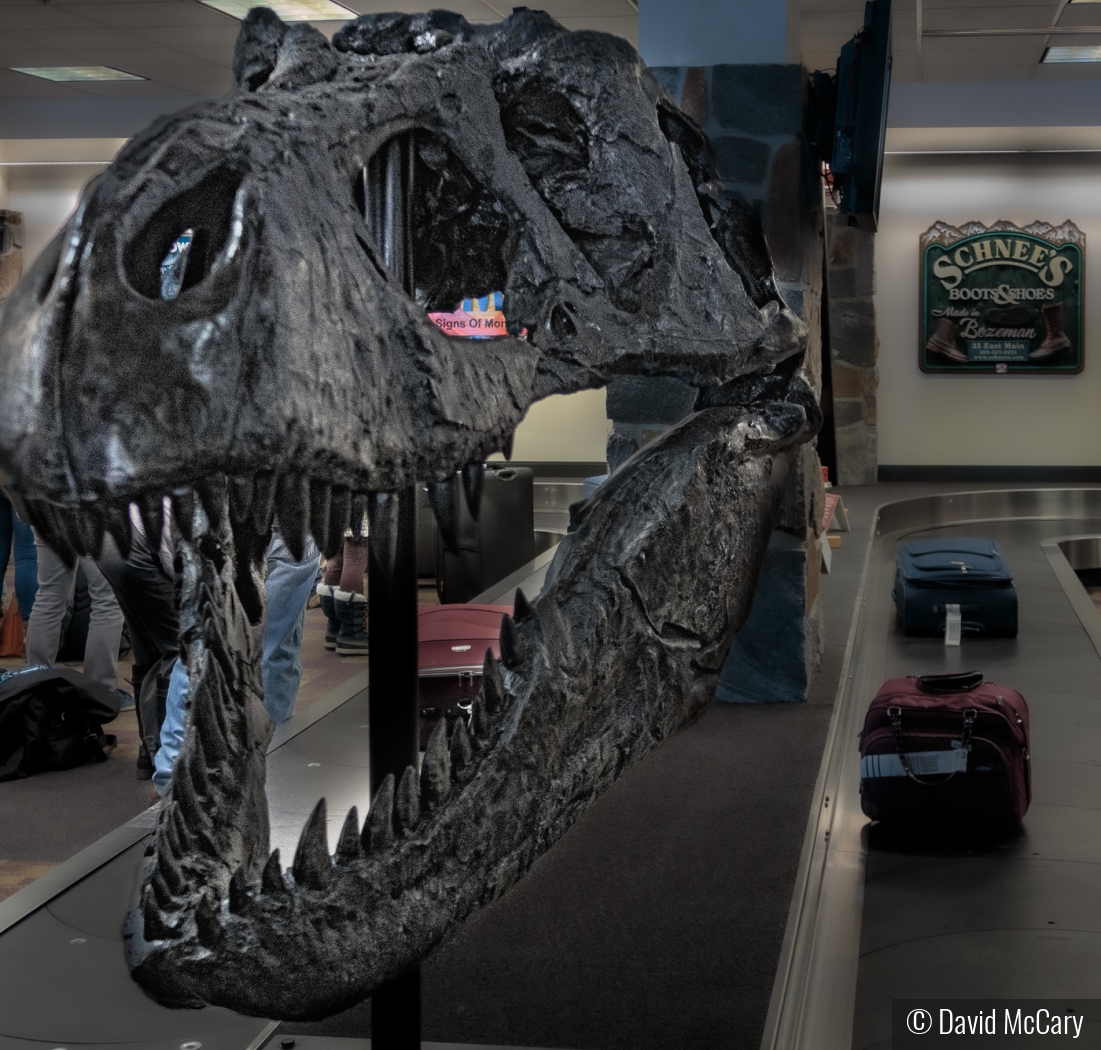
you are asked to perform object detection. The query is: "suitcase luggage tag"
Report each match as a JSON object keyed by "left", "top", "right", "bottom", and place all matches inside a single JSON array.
[{"left": 944, "top": 603, "right": 962, "bottom": 646}]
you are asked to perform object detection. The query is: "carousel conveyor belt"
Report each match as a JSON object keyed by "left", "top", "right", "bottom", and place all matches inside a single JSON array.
[{"left": 762, "top": 488, "right": 1101, "bottom": 1050}]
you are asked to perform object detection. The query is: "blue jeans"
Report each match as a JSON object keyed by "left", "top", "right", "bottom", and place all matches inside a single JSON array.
[
  {"left": 154, "top": 532, "right": 320, "bottom": 795},
  {"left": 0, "top": 493, "right": 38, "bottom": 624}
]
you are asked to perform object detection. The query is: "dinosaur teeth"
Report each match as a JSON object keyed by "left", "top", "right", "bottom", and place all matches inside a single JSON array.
[
  {"left": 194, "top": 887, "right": 221, "bottom": 947},
  {"left": 195, "top": 473, "right": 226, "bottom": 531},
  {"left": 471, "top": 693, "right": 489, "bottom": 739},
  {"left": 31, "top": 503, "right": 77, "bottom": 566},
  {"left": 367, "top": 490, "right": 398, "bottom": 575},
  {"left": 501, "top": 432, "right": 514, "bottom": 461},
  {"left": 252, "top": 471, "right": 277, "bottom": 533},
  {"left": 155, "top": 834, "right": 187, "bottom": 897},
  {"left": 482, "top": 649, "right": 505, "bottom": 713},
  {"left": 276, "top": 473, "right": 311, "bottom": 560},
  {"left": 349, "top": 492, "right": 368, "bottom": 539},
  {"left": 138, "top": 492, "right": 165, "bottom": 549},
  {"left": 335, "top": 806, "right": 363, "bottom": 863},
  {"left": 171, "top": 488, "right": 197, "bottom": 541},
  {"left": 70, "top": 506, "right": 103, "bottom": 557},
  {"left": 292, "top": 797, "right": 332, "bottom": 890},
  {"left": 228, "top": 867, "right": 251, "bottom": 914},
  {"left": 461, "top": 462, "right": 485, "bottom": 520},
  {"left": 512, "top": 587, "right": 534, "bottom": 622},
  {"left": 309, "top": 478, "right": 333, "bottom": 555},
  {"left": 499, "top": 613, "right": 524, "bottom": 669},
  {"left": 143, "top": 890, "right": 180, "bottom": 942},
  {"left": 449, "top": 714, "right": 473, "bottom": 770},
  {"left": 427, "top": 478, "right": 460, "bottom": 555},
  {"left": 261, "top": 849, "right": 287, "bottom": 896},
  {"left": 395, "top": 764, "right": 420, "bottom": 833},
  {"left": 362, "top": 773, "right": 395, "bottom": 852},
  {"left": 327, "top": 486, "right": 351, "bottom": 555},
  {"left": 420, "top": 718, "right": 451, "bottom": 808},
  {"left": 229, "top": 475, "right": 254, "bottom": 525},
  {"left": 103, "top": 502, "right": 133, "bottom": 559}
]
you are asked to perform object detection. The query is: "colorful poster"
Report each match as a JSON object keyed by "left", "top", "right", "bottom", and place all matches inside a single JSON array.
[
  {"left": 919, "top": 220, "right": 1084, "bottom": 374},
  {"left": 428, "top": 290, "right": 524, "bottom": 339}
]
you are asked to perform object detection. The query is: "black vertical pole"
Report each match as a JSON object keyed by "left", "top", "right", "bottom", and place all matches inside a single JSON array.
[{"left": 367, "top": 133, "right": 421, "bottom": 1050}]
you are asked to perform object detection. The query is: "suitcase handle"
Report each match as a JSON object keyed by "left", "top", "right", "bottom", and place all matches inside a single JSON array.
[
  {"left": 912, "top": 670, "right": 985, "bottom": 693},
  {"left": 887, "top": 705, "right": 976, "bottom": 785}
]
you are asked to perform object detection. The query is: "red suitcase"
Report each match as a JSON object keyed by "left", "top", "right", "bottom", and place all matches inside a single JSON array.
[
  {"left": 859, "top": 670, "right": 1031, "bottom": 832},
  {"left": 418, "top": 604, "right": 509, "bottom": 743}
]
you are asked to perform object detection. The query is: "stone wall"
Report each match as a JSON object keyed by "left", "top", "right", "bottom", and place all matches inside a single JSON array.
[
  {"left": 825, "top": 205, "right": 878, "bottom": 485},
  {"left": 0, "top": 211, "right": 23, "bottom": 304},
  {"left": 632, "top": 64, "right": 826, "bottom": 704}
]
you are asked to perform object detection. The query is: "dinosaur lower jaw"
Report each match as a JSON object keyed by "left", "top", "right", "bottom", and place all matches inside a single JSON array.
[{"left": 115, "top": 393, "right": 812, "bottom": 1022}]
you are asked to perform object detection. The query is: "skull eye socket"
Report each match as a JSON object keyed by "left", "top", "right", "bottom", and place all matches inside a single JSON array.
[{"left": 123, "top": 166, "right": 244, "bottom": 300}]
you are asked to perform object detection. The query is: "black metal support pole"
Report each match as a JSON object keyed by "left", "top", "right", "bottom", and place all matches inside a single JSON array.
[{"left": 365, "top": 131, "right": 421, "bottom": 1050}]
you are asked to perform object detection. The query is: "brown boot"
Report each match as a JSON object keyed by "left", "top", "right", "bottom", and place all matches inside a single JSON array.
[
  {"left": 926, "top": 317, "right": 967, "bottom": 362},
  {"left": 1030, "top": 301, "right": 1071, "bottom": 359}
]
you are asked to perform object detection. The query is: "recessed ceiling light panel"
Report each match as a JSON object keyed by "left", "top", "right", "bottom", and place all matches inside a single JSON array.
[
  {"left": 199, "top": 0, "right": 356, "bottom": 20},
  {"left": 1043, "top": 45, "right": 1101, "bottom": 62},
  {"left": 12, "top": 65, "right": 146, "bottom": 82}
]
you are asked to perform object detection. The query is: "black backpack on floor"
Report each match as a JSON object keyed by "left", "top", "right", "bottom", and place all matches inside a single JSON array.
[{"left": 0, "top": 666, "right": 120, "bottom": 781}]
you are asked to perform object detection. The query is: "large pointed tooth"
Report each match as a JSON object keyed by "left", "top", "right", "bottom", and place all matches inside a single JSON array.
[
  {"left": 499, "top": 613, "right": 524, "bottom": 669},
  {"left": 428, "top": 478, "right": 460, "bottom": 555},
  {"left": 143, "top": 891, "right": 180, "bottom": 942},
  {"left": 349, "top": 493, "right": 368, "bottom": 540},
  {"left": 327, "top": 487, "right": 350, "bottom": 555},
  {"left": 168, "top": 801, "right": 194, "bottom": 856},
  {"left": 155, "top": 839, "right": 186, "bottom": 897},
  {"left": 421, "top": 718, "right": 451, "bottom": 808},
  {"left": 292, "top": 798, "right": 332, "bottom": 890},
  {"left": 261, "top": 849, "right": 287, "bottom": 895},
  {"left": 195, "top": 473, "right": 226, "bottom": 531},
  {"left": 195, "top": 887, "right": 221, "bottom": 947},
  {"left": 187, "top": 733, "right": 212, "bottom": 800},
  {"left": 335, "top": 806, "right": 362, "bottom": 863},
  {"left": 362, "top": 773, "right": 395, "bottom": 852},
  {"left": 70, "top": 506, "right": 102, "bottom": 557},
  {"left": 309, "top": 479, "right": 332, "bottom": 553},
  {"left": 191, "top": 666, "right": 232, "bottom": 765},
  {"left": 395, "top": 764, "right": 420, "bottom": 833},
  {"left": 33, "top": 505, "right": 77, "bottom": 566},
  {"left": 138, "top": 493, "right": 164, "bottom": 549},
  {"left": 461, "top": 462, "right": 485, "bottom": 520},
  {"left": 471, "top": 694, "right": 489, "bottom": 739},
  {"left": 501, "top": 432, "right": 514, "bottom": 461},
  {"left": 228, "top": 867, "right": 250, "bottom": 914},
  {"left": 512, "top": 587, "right": 534, "bottom": 623},
  {"left": 171, "top": 488, "right": 197, "bottom": 541},
  {"left": 229, "top": 475, "right": 254, "bottom": 525},
  {"left": 171, "top": 748, "right": 207, "bottom": 834},
  {"left": 482, "top": 649, "right": 505, "bottom": 713},
  {"left": 368, "top": 490, "right": 398, "bottom": 575},
  {"left": 252, "top": 471, "right": 277, "bottom": 533},
  {"left": 277, "top": 473, "right": 310, "bottom": 561},
  {"left": 450, "top": 715, "right": 473, "bottom": 770},
  {"left": 150, "top": 866, "right": 177, "bottom": 911},
  {"left": 103, "top": 503, "right": 132, "bottom": 560}
]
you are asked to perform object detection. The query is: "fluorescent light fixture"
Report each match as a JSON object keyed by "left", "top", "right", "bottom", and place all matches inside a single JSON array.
[
  {"left": 1043, "top": 45, "right": 1101, "bottom": 62},
  {"left": 12, "top": 65, "right": 145, "bottom": 82},
  {"left": 199, "top": 0, "right": 356, "bottom": 20}
]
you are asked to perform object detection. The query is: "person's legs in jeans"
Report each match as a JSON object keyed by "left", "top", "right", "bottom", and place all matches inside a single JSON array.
[
  {"left": 154, "top": 530, "right": 322, "bottom": 794},
  {"left": 25, "top": 534, "right": 76, "bottom": 667},
  {"left": 12, "top": 512, "right": 37, "bottom": 625},
  {"left": 262, "top": 531, "right": 322, "bottom": 723}
]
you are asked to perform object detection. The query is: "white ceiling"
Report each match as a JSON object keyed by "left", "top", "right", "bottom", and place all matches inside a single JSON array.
[{"left": 0, "top": 0, "right": 1099, "bottom": 102}]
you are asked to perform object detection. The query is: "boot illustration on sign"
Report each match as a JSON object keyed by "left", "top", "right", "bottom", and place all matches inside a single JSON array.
[
  {"left": 1031, "top": 301, "right": 1072, "bottom": 359},
  {"left": 926, "top": 317, "right": 967, "bottom": 362}
]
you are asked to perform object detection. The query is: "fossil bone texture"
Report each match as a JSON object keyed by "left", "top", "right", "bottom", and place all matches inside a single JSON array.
[{"left": 0, "top": 7, "right": 818, "bottom": 1020}]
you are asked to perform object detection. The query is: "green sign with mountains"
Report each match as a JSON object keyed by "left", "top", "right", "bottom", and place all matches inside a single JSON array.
[{"left": 920, "top": 220, "right": 1084, "bottom": 374}]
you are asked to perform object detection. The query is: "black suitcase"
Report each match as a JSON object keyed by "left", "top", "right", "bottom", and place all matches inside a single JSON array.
[
  {"left": 894, "top": 537, "right": 1018, "bottom": 637},
  {"left": 437, "top": 466, "right": 535, "bottom": 604}
]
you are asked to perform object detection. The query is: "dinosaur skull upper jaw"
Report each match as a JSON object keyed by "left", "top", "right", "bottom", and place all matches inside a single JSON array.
[{"left": 0, "top": 7, "right": 818, "bottom": 1021}]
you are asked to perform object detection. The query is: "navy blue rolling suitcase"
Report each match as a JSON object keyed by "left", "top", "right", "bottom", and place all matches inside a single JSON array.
[{"left": 894, "top": 537, "right": 1018, "bottom": 637}]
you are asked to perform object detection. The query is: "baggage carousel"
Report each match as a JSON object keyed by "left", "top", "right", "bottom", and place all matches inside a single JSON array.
[
  {"left": 4, "top": 486, "right": 1101, "bottom": 1049},
  {"left": 763, "top": 488, "right": 1101, "bottom": 1050}
]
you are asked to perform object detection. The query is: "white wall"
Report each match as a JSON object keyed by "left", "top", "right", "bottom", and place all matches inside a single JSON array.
[{"left": 876, "top": 153, "right": 1101, "bottom": 467}]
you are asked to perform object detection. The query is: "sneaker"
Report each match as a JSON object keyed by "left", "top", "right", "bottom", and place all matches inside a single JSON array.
[
  {"left": 333, "top": 587, "right": 369, "bottom": 656},
  {"left": 116, "top": 689, "right": 136, "bottom": 712},
  {"left": 316, "top": 583, "right": 341, "bottom": 650}
]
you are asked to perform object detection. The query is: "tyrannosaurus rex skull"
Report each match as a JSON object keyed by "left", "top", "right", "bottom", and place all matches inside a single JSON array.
[{"left": 0, "top": 7, "right": 817, "bottom": 1020}]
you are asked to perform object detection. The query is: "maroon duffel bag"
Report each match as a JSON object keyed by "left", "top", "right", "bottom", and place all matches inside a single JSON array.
[{"left": 859, "top": 670, "right": 1031, "bottom": 832}]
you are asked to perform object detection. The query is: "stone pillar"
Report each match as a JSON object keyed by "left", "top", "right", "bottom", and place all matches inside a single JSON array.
[
  {"left": 825, "top": 205, "right": 878, "bottom": 485},
  {"left": 635, "top": 53, "right": 826, "bottom": 703},
  {"left": 0, "top": 211, "right": 22, "bottom": 304}
]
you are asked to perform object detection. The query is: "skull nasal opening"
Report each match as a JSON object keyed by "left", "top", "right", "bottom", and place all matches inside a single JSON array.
[{"left": 123, "top": 167, "right": 244, "bottom": 300}]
